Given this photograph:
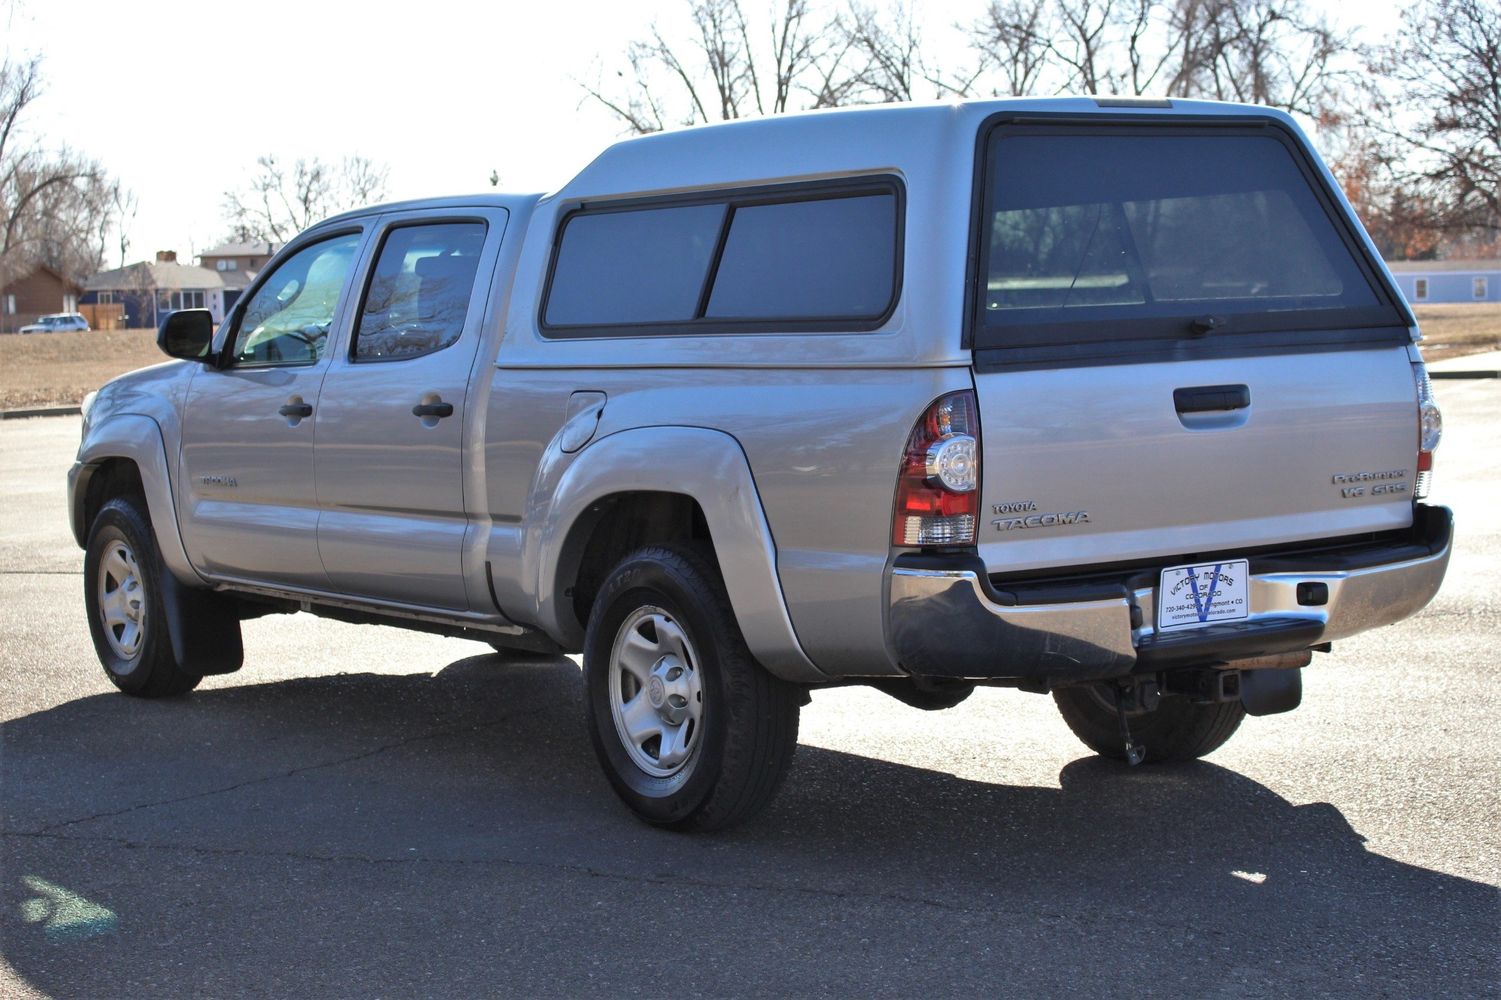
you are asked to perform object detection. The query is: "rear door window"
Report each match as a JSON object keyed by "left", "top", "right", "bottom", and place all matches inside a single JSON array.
[
  {"left": 353, "top": 222, "right": 487, "bottom": 362},
  {"left": 973, "top": 124, "right": 1406, "bottom": 351}
]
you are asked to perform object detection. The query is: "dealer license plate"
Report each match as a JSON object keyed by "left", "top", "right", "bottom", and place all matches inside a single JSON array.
[{"left": 1157, "top": 560, "right": 1250, "bottom": 631}]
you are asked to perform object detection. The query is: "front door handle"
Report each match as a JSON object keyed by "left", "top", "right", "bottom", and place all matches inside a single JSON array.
[
  {"left": 278, "top": 402, "right": 314, "bottom": 418},
  {"left": 411, "top": 401, "right": 454, "bottom": 419}
]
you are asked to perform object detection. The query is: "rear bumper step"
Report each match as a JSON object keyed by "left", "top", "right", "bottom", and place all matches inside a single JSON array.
[
  {"left": 887, "top": 505, "right": 1452, "bottom": 682},
  {"left": 1134, "top": 616, "right": 1324, "bottom": 670}
]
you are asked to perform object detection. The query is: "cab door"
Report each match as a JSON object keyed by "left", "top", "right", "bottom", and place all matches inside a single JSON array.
[
  {"left": 178, "top": 229, "right": 369, "bottom": 589},
  {"left": 313, "top": 209, "right": 507, "bottom": 610}
]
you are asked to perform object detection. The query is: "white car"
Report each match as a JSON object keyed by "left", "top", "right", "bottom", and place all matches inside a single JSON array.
[{"left": 20, "top": 313, "right": 90, "bottom": 334}]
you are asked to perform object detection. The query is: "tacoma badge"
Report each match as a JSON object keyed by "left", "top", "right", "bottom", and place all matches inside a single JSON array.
[{"left": 993, "top": 511, "right": 1090, "bottom": 531}]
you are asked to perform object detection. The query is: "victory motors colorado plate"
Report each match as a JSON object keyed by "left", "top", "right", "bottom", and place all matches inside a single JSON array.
[{"left": 1158, "top": 560, "right": 1250, "bottom": 631}]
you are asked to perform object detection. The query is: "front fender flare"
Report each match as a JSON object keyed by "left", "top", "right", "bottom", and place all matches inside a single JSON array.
[
  {"left": 72, "top": 413, "right": 201, "bottom": 586},
  {"left": 530, "top": 426, "right": 826, "bottom": 683}
]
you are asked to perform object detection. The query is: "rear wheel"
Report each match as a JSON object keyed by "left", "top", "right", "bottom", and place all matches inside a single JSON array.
[
  {"left": 84, "top": 497, "right": 203, "bottom": 697},
  {"left": 583, "top": 544, "right": 800, "bottom": 830},
  {"left": 1053, "top": 683, "right": 1245, "bottom": 763}
]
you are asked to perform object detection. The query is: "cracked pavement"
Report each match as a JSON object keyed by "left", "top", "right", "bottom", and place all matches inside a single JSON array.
[{"left": 2, "top": 394, "right": 1498, "bottom": 999}]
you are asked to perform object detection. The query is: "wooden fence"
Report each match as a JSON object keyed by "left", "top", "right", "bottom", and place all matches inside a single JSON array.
[{"left": 80, "top": 303, "right": 126, "bottom": 330}]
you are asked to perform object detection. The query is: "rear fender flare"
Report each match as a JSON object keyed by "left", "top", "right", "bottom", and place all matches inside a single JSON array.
[{"left": 530, "top": 426, "right": 826, "bottom": 683}]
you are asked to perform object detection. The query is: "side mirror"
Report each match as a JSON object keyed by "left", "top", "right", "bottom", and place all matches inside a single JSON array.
[{"left": 157, "top": 309, "right": 217, "bottom": 364}]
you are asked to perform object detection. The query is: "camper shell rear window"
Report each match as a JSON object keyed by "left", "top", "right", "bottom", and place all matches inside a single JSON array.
[{"left": 970, "top": 118, "right": 1409, "bottom": 359}]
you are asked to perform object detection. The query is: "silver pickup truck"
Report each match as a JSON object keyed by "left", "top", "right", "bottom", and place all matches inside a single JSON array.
[{"left": 69, "top": 97, "right": 1452, "bottom": 830}]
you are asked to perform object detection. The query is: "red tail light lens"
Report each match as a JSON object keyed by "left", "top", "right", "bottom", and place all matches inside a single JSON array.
[
  {"left": 893, "top": 391, "right": 980, "bottom": 546},
  {"left": 1414, "top": 363, "right": 1441, "bottom": 499}
]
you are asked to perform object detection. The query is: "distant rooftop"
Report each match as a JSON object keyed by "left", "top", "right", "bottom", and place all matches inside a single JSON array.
[
  {"left": 198, "top": 241, "right": 281, "bottom": 259},
  {"left": 86, "top": 260, "right": 224, "bottom": 292},
  {"left": 1385, "top": 259, "right": 1501, "bottom": 273}
]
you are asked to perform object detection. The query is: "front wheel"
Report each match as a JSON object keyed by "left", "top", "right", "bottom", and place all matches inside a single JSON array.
[
  {"left": 83, "top": 497, "right": 203, "bottom": 697},
  {"left": 1053, "top": 683, "right": 1245, "bottom": 763},
  {"left": 583, "top": 544, "right": 800, "bottom": 830}
]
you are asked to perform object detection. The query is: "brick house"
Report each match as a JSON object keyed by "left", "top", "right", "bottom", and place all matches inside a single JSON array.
[
  {"left": 82, "top": 251, "right": 227, "bottom": 328},
  {"left": 0, "top": 263, "right": 85, "bottom": 333}
]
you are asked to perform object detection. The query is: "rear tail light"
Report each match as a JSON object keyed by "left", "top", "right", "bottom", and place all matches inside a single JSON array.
[
  {"left": 893, "top": 391, "right": 980, "bottom": 546},
  {"left": 1413, "top": 362, "right": 1441, "bottom": 499}
]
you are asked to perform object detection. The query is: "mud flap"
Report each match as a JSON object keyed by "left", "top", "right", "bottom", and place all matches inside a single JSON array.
[
  {"left": 1240, "top": 667, "right": 1302, "bottom": 717},
  {"left": 158, "top": 563, "right": 244, "bottom": 675}
]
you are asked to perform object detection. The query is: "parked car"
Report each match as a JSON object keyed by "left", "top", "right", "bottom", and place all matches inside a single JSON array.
[
  {"left": 68, "top": 97, "right": 1451, "bottom": 830},
  {"left": 20, "top": 312, "right": 90, "bottom": 334}
]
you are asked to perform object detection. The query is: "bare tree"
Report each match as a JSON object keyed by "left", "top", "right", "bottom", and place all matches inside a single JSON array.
[
  {"left": 1322, "top": 118, "right": 1445, "bottom": 258},
  {"left": 972, "top": 0, "right": 1056, "bottom": 96},
  {"left": 111, "top": 187, "right": 138, "bottom": 268},
  {"left": 223, "top": 154, "right": 390, "bottom": 243},
  {"left": 29, "top": 166, "right": 115, "bottom": 280},
  {"left": 0, "top": 56, "right": 116, "bottom": 287},
  {"left": 839, "top": 2, "right": 990, "bottom": 102},
  {"left": 1051, "top": 0, "right": 1115, "bottom": 94},
  {"left": 839, "top": 3, "right": 926, "bottom": 102},
  {"left": 1360, "top": 0, "right": 1500, "bottom": 238},
  {"left": 581, "top": 0, "right": 843, "bottom": 134},
  {"left": 966, "top": 0, "right": 1353, "bottom": 115}
]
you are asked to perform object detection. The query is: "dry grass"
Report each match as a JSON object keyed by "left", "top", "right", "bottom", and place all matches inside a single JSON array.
[
  {"left": 1411, "top": 302, "right": 1501, "bottom": 361},
  {"left": 0, "top": 328, "right": 165, "bottom": 410},
  {"left": 2, "top": 304, "right": 1498, "bottom": 409}
]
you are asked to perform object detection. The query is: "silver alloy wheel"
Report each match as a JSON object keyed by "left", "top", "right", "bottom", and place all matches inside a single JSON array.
[
  {"left": 98, "top": 539, "right": 146, "bottom": 660},
  {"left": 608, "top": 605, "right": 705, "bottom": 778}
]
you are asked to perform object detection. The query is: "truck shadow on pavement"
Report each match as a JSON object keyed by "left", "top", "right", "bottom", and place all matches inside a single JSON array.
[{"left": 3, "top": 654, "right": 1495, "bottom": 998}]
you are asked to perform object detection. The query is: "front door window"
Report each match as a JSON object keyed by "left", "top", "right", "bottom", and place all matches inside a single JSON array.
[{"left": 232, "top": 234, "right": 361, "bottom": 366}]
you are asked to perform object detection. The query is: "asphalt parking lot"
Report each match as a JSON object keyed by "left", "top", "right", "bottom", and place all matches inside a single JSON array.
[{"left": 2, "top": 380, "right": 1497, "bottom": 999}]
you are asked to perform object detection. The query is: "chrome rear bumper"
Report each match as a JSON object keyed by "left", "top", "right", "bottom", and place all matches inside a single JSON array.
[{"left": 887, "top": 506, "right": 1453, "bottom": 682}]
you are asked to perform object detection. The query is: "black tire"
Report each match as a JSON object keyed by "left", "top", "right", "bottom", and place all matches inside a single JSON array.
[
  {"left": 583, "top": 543, "right": 800, "bottom": 831},
  {"left": 83, "top": 497, "right": 203, "bottom": 697},
  {"left": 1053, "top": 683, "right": 1245, "bottom": 763}
]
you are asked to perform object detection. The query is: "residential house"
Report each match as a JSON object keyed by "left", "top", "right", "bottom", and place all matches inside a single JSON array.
[
  {"left": 82, "top": 251, "right": 227, "bottom": 328},
  {"left": 197, "top": 241, "right": 281, "bottom": 312},
  {"left": 0, "top": 262, "right": 86, "bottom": 333},
  {"left": 1385, "top": 259, "right": 1500, "bottom": 305}
]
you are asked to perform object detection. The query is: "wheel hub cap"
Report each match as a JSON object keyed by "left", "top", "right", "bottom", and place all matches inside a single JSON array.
[
  {"left": 97, "top": 540, "right": 146, "bottom": 660},
  {"left": 608, "top": 607, "right": 705, "bottom": 778}
]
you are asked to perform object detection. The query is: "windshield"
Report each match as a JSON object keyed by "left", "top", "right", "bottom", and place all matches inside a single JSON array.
[{"left": 973, "top": 124, "right": 1405, "bottom": 349}]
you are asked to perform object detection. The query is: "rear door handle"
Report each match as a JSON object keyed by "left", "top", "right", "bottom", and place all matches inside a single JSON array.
[
  {"left": 412, "top": 401, "right": 454, "bottom": 419},
  {"left": 1173, "top": 384, "right": 1250, "bottom": 413},
  {"left": 278, "top": 402, "right": 313, "bottom": 418}
]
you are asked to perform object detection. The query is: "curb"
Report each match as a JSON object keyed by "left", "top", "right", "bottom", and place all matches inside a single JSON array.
[
  {"left": 2, "top": 405, "right": 82, "bottom": 420},
  {"left": 1430, "top": 370, "right": 1499, "bottom": 380}
]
